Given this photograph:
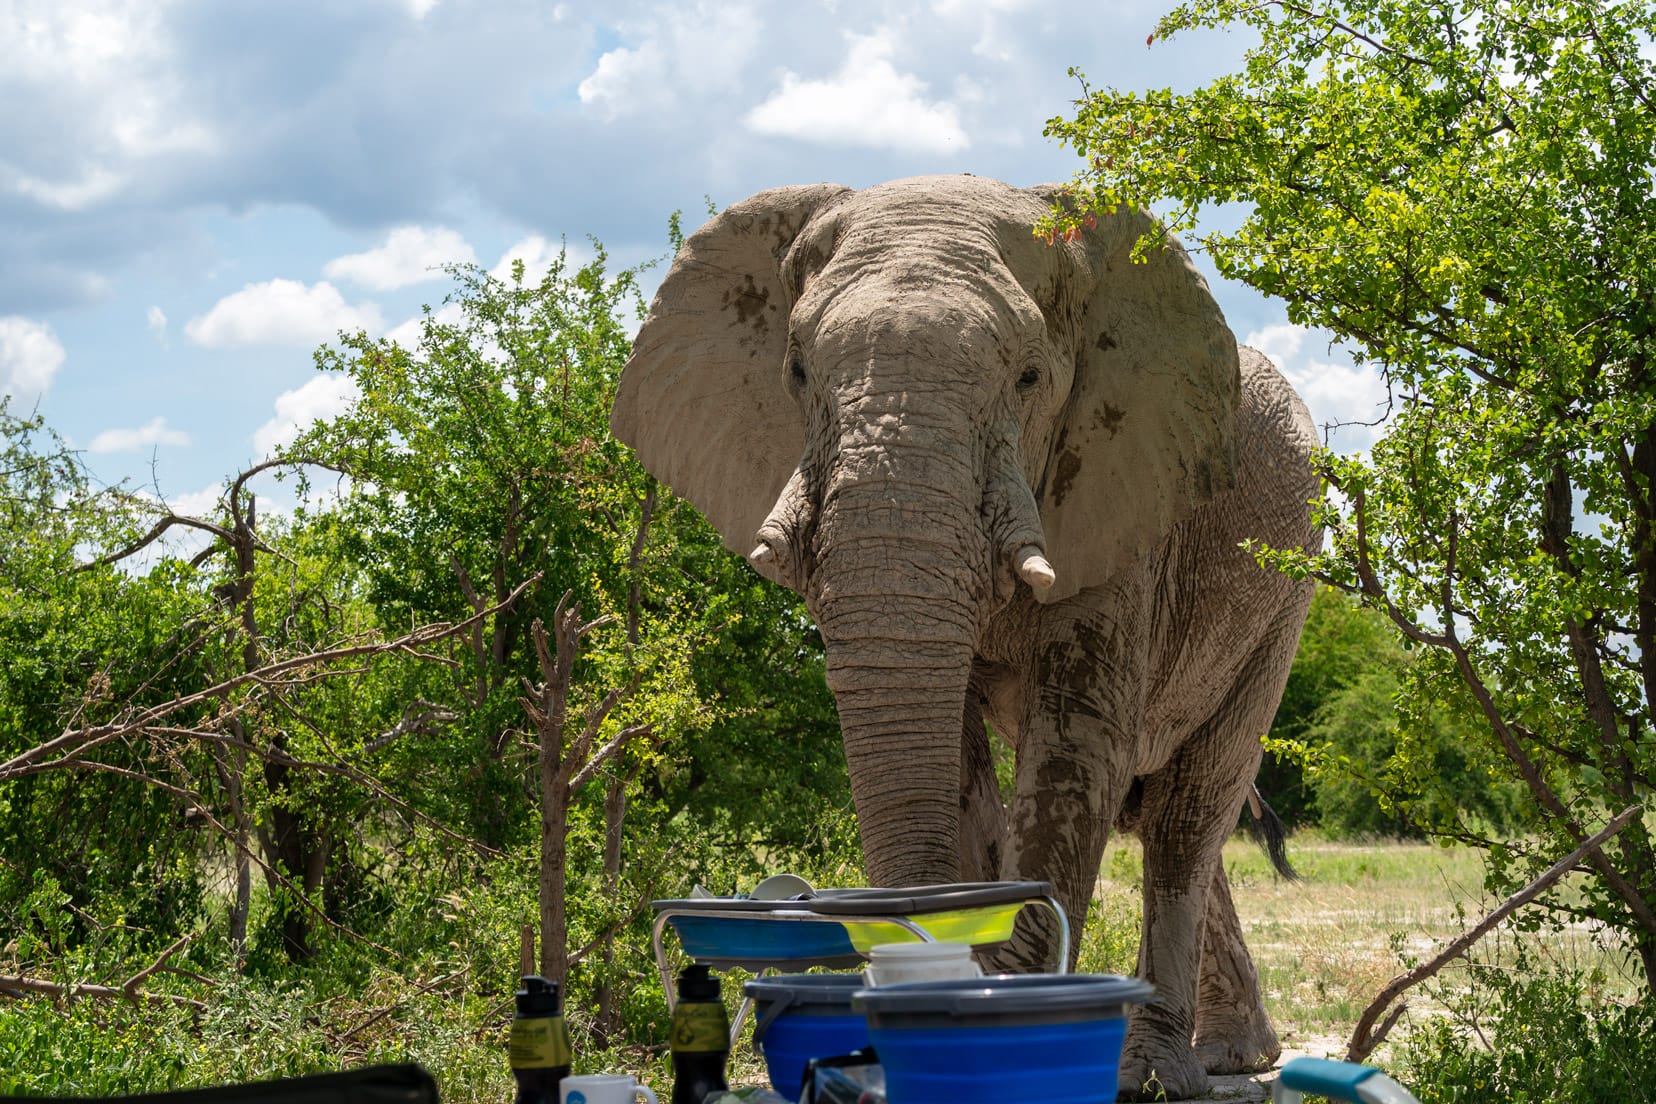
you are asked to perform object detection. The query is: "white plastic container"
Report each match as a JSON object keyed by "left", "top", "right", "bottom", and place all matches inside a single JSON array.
[{"left": 863, "top": 941, "right": 983, "bottom": 986}]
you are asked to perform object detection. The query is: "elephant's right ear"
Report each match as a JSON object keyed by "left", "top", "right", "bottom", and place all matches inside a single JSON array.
[
  {"left": 1028, "top": 188, "right": 1240, "bottom": 603},
  {"left": 612, "top": 184, "right": 852, "bottom": 555}
]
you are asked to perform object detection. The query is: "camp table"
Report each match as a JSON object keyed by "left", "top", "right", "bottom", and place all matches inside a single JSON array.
[{"left": 651, "top": 881, "right": 1068, "bottom": 1039}]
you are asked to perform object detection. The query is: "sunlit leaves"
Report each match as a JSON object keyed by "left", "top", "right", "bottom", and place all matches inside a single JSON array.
[{"left": 1053, "top": 0, "right": 1656, "bottom": 972}]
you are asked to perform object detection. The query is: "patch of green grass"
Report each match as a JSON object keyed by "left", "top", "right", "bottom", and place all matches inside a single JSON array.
[{"left": 1094, "top": 833, "right": 1643, "bottom": 1062}]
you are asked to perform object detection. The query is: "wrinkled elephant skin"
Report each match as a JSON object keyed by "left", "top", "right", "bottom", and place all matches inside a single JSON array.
[{"left": 611, "top": 176, "right": 1320, "bottom": 1100}]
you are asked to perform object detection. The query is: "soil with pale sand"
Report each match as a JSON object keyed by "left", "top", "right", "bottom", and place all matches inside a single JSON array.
[{"left": 1197, "top": 1040, "right": 1348, "bottom": 1101}]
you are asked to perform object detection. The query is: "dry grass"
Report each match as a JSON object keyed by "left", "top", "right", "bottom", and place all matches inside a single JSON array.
[{"left": 1088, "top": 833, "right": 1644, "bottom": 1061}]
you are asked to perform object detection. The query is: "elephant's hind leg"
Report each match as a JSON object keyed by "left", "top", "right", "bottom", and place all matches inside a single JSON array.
[{"left": 1194, "top": 863, "right": 1281, "bottom": 1073}]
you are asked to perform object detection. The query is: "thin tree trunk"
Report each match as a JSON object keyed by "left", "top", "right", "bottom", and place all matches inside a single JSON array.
[
  {"left": 596, "top": 772, "right": 628, "bottom": 1041},
  {"left": 539, "top": 781, "right": 570, "bottom": 989},
  {"left": 212, "top": 737, "right": 252, "bottom": 956}
]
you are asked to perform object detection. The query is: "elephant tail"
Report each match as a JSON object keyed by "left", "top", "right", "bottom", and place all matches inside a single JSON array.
[{"left": 1245, "top": 785, "right": 1300, "bottom": 882}]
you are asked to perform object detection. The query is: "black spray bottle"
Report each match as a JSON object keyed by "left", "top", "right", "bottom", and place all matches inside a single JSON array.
[
  {"left": 509, "top": 975, "right": 572, "bottom": 1104},
  {"left": 669, "top": 964, "right": 729, "bottom": 1104}
]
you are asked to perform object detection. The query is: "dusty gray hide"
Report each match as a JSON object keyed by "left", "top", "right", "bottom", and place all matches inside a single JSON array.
[{"left": 611, "top": 175, "right": 1320, "bottom": 1100}]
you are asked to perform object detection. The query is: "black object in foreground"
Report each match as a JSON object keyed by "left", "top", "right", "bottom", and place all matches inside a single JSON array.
[
  {"left": 509, "top": 975, "right": 573, "bottom": 1104},
  {"left": 0, "top": 1064, "right": 438, "bottom": 1104},
  {"left": 670, "top": 964, "right": 729, "bottom": 1104}
]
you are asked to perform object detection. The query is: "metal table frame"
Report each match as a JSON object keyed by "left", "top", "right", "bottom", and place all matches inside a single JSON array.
[{"left": 652, "top": 893, "right": 1071, "bottom": 1041}]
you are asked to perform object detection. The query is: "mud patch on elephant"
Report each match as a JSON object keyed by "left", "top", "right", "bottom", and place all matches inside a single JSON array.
[
  {"left": 1048, "top": 439, "right": 1083, "bottom": 508},
  {"left": 1094, "top": 402, "right": 1126, "bottom": 437},
  {"left": 1036, "top": 637, "right": 1106, "bottom": 727},
  {"left": 721, "top": 275, "right": 772, "bottom": 337}
]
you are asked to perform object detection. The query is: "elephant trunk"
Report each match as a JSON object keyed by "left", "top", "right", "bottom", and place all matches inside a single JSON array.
[{"left": 811, "top": 473, "right": 987, "bottom": 887}]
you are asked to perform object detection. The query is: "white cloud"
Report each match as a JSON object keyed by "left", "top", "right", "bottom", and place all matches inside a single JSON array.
[
  {"left": 253, "top": 374, "right": 361, "bottom": 457},
  {"left": 489, "top": 235, "right": 592, "bottom": 285},
  {"left": 745, "top": 32, "right": 970, "bottom": 153},
  {"left": 323, "top": 225, "right": 476, "bottom": 290},
  {"left": 147, "top": 304, "right": 167, "bottom": 341},
  {"left": 931, "top": 0, "right": 1034, "bottom": 61},
  {"left": 0, "top": 2, "right": 215, "bottom": 214},
  {"left": 408, "top": 0, "right": 440, "bottom": 18},
  {"left": 0, "top": 316, "right": 67, "bottom": 404},
  {"left": 89, "top": 416, "right": 189, "bottom": 453},
  {"left": 577, "top": 3, "right": 760, "bottom": 118},
  {"left": 167, "top": 483, "right": 223, "bottom": 519},
  {"left": 12, "top": 166, "right": 125, "bottom": 211},
  {"left": 185, "top": 280, "right": 385, "bottom": 348},
  {"left": 385, "top": 302, "right": 465, "bottom": 351},
  {"left": 1246, "top": 323, "right": 1391, "bottom": 454}
]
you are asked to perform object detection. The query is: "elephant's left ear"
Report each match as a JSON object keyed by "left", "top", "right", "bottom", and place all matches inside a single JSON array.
[
  {"left": 1027, "top": 187, "right": 1240, "bottom": 603},
  {"left": 611, "top": 184, "right": 852, "bottom": 559}
]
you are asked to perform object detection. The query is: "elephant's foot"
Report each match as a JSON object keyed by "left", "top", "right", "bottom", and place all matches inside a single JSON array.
[
  {"left": 1116, "top": 1033, "right": 1211, "bottom": 1102},
  {"left": 1193, "top": 1014, "right": 1281, "bottom": 1074}
]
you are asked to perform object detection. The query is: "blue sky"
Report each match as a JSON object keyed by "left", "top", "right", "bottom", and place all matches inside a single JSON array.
[{"left": 2, "top": 0, "right": 1386, "bottom": 527}]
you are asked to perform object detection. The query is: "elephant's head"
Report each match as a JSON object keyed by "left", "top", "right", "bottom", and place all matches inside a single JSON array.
[{"left": 612, "top": 175, "right": 1237, "bottom": 884}]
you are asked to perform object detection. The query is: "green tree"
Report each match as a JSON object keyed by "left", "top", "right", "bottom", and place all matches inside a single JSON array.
[
  {"left": 294, "top": 254, "right": 679, "bottom": 843},
  {"left": 1265, "top": 586, "right": 1524, "bottom": 836},
  {"left": 1263, "top": 586, "right": 1401, "bottom": 826},
  {"left": 1048, "top": 0, "right": 1656, "bottom": 987},
  {"left": 292, "top": 251, "right": 729, "bottom": 1003},
  {"left": 0, "top": 403, "right": 212, "bottom": 954}
]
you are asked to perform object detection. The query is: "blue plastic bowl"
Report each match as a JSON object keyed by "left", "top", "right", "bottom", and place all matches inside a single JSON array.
[
  {"left": 744, "top": 974, "right": 871, "bottom": 1100},
  {"left": 851, "top": 974, "right": 1154, "bottom": 1104},
  {"left": 666, "top": 915, "right": 859, "bottom": 967}
]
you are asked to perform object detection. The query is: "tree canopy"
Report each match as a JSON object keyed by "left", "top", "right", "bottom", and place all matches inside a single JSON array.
[{"left": 1048, "top": 0, "right": 1656, "bottom": 988}]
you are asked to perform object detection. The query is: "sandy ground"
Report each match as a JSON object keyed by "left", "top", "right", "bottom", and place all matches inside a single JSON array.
[{"left": 1197, "top": 1037, "right": 1354, "bottom": 1102}]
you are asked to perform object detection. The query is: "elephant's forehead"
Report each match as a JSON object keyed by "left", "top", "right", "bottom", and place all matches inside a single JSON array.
[{"left": 807, "top": 180, "right": 1063, "bottom": 303}]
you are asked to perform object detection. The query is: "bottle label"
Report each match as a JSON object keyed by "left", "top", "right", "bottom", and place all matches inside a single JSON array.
[
  {"left": 509, "top": 1016, "right": 572, "bottom": 1068},
  {"left": 670, "top": 1002, "right": 730, "bottom": 1052}
]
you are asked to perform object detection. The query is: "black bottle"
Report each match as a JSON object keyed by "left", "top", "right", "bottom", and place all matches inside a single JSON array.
[
  {"left": 509, "top": 975, "right": 572, "bottom": 1104},
  {"left": 669, "top": 964, "right": 730, "bottom": 1104}
]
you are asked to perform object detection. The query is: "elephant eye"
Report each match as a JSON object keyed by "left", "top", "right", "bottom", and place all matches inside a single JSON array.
[
  {"left": 1017, "top": 364, "right": 1041, "bottom": 391},
  {"left": 788, "top": 350, "right": 807, "bottom": 386}
]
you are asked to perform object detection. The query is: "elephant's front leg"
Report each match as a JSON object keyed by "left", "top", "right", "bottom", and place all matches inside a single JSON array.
[
  {"left": 1119, "top": 649, "right": 1282, "bottom": 1101},
  {"left": 1118, "top": 762, "right": 1231, "bottom": 1102},
  {"left": 988, "top": 599, "right": 1144, "bottom": 974}
]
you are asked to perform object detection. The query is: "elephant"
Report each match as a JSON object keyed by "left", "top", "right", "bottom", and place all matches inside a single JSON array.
[{"left": 611, "top": 175, "right": 1320, "bottom": 1100}]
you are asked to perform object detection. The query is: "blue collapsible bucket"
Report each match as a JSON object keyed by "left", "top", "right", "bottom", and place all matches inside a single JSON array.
[
  {"left": 850, "top": 974, "right": 1154, "bottom": 1104},
  {"left": 743, "top": 974, "right": 870, "bottom": 1101}
]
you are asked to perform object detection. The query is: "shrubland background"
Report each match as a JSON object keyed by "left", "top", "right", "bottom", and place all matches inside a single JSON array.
[
  {"left": 2, "top": 248, "right": 1644, "bottom": 1103},
  {"left": 8, "top": 1, "right": 1656, "bottom": 1097}
]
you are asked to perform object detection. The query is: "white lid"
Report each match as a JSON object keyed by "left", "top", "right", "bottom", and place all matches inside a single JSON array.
[{"left": 866, "top": 941, "right": 975, "bottom": 962}]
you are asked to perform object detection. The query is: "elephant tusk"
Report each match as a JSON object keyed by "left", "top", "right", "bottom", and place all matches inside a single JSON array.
[
  {"left": 749, "top": 542, "right": 776, "bottom": 566},
  {"left": 1014, "top": 546, "right": 1056, "bottom": 590}
]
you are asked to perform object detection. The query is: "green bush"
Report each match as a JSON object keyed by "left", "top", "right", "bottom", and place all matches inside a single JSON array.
[
  {"left": 1398, "top": 959, "right": 1656, "bottom": 1103},
  {"left": 1263, "top": 587, "right": 1526, "bottom": 839}
]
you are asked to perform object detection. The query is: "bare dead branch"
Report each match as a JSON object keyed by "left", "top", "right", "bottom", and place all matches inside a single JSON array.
[
  {"left": 75, "top": 513, "right": 235, "bottom": 573},
  {"left": 568, "top": 723, "right": 653, "bottom": 793},
  {"left": 174, "top": 789, "right": 403, "bottom": 959},
  {"left": 360, "top": 699, "right": 460, "bottom": 755},
  {"left": 122, "top": 934, "right": 194, "bottom": 999},
  {"left": 0, "top": 934, "right": 208, "bottom": 1011},
  {"left": 336, "top": 971, "right": 462, "bottom": 1041},
  {"left": 564, "top": 882, "right": 660, "bottom": 970},
  {"left": 118, "top": 718, "right": 507, "bottom": 861},
  {"left": 1347, "top": 803, "right": 1645, "bottom": 1062},
  {"left": 0, "top": 973, "right": 206, "bottom": 1012},
  {"left": 0, "top": 573, "right": 540, "bottom": 785}
]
